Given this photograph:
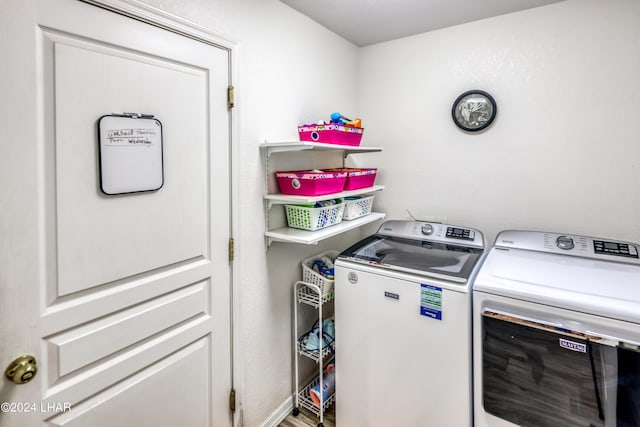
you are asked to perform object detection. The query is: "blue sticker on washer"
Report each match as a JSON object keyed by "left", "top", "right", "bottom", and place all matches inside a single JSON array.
[{"left": 420, "top": 284, "right": 442, "bottom": 320}]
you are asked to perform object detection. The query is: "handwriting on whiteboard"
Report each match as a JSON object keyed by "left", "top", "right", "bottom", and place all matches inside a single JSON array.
[{"left": 105, "top": 128, "right": 157, "bottom": 147}]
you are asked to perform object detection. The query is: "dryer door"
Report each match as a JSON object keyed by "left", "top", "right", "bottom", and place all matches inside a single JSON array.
[{"left": 481, "top": 310, "right": 624, "bottom": 427}]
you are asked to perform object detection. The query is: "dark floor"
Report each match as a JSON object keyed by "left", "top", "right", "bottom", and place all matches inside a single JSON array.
[{"left": 278, "top": 405, "right": 335, "bottom": 427}]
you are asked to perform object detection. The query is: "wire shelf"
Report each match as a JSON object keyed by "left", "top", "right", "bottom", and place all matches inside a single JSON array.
[
  {"left": 297, "top": 376, "right": 336, "bottom": 417},
  {"left": 296, "top": 284, "right": 334, "bottom": 308},
  {"left": 297, "top": 340, "right": 335, "bottom": 363}
]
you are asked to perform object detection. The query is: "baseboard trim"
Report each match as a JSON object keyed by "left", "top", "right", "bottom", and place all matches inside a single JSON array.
[{"left": 261, "top": 395, "right": 294, "bottom": 427}]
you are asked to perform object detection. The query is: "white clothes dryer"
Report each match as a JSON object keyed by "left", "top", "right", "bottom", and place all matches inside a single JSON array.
[
  {"left": 335, "top": 220, "right": 485, "bottom": 427},
  {"left": 473, "top": 230, "right": 640, "bottom": 427}
]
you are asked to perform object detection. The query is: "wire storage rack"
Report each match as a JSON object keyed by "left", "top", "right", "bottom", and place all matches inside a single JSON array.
[{"left": 292, "top": 251, "right": 338, "bottom": 427}]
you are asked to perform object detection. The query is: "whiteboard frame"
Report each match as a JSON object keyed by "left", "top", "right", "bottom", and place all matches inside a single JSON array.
[{"left": 97, "top": 114, "right": 164, "bottom": 195}]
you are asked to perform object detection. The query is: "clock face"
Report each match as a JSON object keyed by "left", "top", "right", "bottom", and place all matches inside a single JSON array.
[{"left": 452, "top": 90, "right": 496, "bottom": 132}]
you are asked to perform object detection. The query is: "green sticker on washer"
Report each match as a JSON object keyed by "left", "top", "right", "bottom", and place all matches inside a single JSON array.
[{"left": 420, "top": 283, "right": 442, "bottom": 320}]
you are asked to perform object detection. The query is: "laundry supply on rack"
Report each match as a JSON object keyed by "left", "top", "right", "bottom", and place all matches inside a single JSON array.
[
  {"left": 320, "top": 255, "right": 334, "bottom": 270},
  {"left": 300, "top": 318, "right": 335, "bottom": 351},
  {"left": 321, "top": 317, "right": 334, "bottom": 339},
  {"left": 312, "top": 257, "right": 334, "bottom": 279},
  {"left": 326, "top": 361, "right": 335, "bottom": 374},
  {"left": 313, "top": 260, "right": 333, "bottom": 280},
  {"left": 311, "top": 252, "right": 336, "bottom": 279},
  {"left": 314, "top": 198, "right": 341, "bottom": 208},
  {"left": 310, "top": 369, "right": 336, "bottom": 407}
]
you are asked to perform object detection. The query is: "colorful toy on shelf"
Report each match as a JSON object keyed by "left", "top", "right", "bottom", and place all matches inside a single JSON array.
[{"left": 330, "top": 112, "right": 362, "bottom": 128}]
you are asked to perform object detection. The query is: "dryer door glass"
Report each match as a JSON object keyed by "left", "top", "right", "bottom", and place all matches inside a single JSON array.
[
  {"left": 481, "top": 311, "right": 615, "bottom": 427},
  {"left": 617, "top": 346, "right": 640, "bottom": 426}
]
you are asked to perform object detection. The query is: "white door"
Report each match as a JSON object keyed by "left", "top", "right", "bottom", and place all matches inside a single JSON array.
[{"left": 0, "top": 1, "right": 233, "bottom": 426}]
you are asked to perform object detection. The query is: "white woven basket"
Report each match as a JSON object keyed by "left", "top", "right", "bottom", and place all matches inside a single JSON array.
[
  {"left": 301, "top": 249, "right": 340, "bottom": 297},
  {"left": 343, "top": 196, "right": 374, "bottom": 220},
  {"left": 285, "top": 203, "right": 344, "bottom": 231}
]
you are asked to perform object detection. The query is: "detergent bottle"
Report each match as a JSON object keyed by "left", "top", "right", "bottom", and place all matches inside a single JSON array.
[{"left": 309, "top": 370, "right": 335, "bottom": 407}]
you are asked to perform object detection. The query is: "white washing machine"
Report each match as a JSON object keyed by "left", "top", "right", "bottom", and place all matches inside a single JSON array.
[
  {"left": 335, "top": 220, "right": 485, "bottom": 427},
  {"left": 473, "top": 230, "right": 640, "bottom": 427}
]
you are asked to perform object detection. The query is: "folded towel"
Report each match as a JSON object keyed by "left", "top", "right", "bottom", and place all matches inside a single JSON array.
[{"left": 301, "top": 318, "right": 335, "bottom": 351}]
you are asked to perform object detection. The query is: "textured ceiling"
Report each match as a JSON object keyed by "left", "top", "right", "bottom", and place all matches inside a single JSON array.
[{"left": 281, "top": 0, "right": 566, "bottom": 46}]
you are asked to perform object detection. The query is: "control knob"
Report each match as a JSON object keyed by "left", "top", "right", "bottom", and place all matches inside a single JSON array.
[
  {"left": 421, "top": 223, "right": 434, "bottom": 236},
  {"left": 556, "top": 235, "right": 575, "bottom": 250}
]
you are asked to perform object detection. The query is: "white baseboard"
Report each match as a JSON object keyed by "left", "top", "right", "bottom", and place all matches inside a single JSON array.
[{"left": 260, "top": 395, "right": 294, "bottom": 427}]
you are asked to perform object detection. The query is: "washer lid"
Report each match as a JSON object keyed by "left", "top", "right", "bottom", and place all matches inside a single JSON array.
[
  {"left": 474, "top": 246, "right": 640, "bottom": 324},
  {"left": 338, "top": 234, "right": 483, "bottom": 283}
]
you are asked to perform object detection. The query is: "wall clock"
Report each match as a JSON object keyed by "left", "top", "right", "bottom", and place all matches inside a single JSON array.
[{"left": 451, "top": 90, "right": 497, "bottom": 132}]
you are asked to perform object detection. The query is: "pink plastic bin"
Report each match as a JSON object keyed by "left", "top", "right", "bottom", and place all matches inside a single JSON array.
[
  {"left": 276, "top": 170, "right": 347, "bottom": 196},
  {"left": 326, "top": 168, "right": 377, "bottom": 190},
  {"left": 298, "top": 124, "right": 364, "bottom": 146}
]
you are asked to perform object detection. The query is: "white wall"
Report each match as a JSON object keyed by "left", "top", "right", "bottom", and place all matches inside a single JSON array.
[
  {"left": 359, "top": 0, "right": 640, "bottom": 245},
  {"left": 134, "top": 0, "right": 361, "bottom": 425}
]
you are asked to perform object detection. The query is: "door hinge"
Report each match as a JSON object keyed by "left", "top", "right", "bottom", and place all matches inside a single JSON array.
[
  {"left": 228, "top": 237, "right": 235, "bottom": 262},
  {"left": 227, "top": 85, "right": 235, "bottom": 109},
  {"left": 229, "top": 388, "right": 236, "bottom": 413}
]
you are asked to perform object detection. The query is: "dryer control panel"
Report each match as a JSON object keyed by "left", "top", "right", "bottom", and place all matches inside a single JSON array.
[{"left": 495, "top": 230, "right": 640, "bottom": 264}]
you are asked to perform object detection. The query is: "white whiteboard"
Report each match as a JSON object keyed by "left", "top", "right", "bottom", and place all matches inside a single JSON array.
[{"left": 98, "top": 115, "right": 164, "bottom": 195}]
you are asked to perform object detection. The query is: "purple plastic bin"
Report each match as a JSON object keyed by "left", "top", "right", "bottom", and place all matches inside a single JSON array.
[
  {"left": 298, "top": 124, "right": 363, "bottom": 146},
  {"left": 325, "top": 168, "right": 377, "bottom": 190},
  {"left": 276, "top": 170, "right": 347, "bottom": 196}
]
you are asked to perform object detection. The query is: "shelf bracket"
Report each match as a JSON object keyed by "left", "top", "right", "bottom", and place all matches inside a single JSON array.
[
  {"left": 342, "top": 149, "right": 360, "bottom": 167},
  {"left": 264, "top": 142, "right": 271, "bottom": 252},
  {"left": 264, "top": 147, "right": 273, "bottom": 162}
]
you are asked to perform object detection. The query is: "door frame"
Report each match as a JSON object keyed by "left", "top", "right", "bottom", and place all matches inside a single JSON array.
[{"left": 79, "top": 0, "right": 241, "bottom": 424}]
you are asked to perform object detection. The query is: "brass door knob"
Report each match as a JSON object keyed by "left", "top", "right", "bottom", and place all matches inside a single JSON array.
[{"left": 5, "top": 355, "right": 37, "bottom": 384}]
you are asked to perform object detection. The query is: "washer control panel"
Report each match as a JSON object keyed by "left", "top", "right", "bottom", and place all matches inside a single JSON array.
[
  {"left": 421, "top": 223, "right": 434, "bottom": 236},
  {"left": 556, "top": 235, "right": 575, "bottom": 250},
  {"left": 593, "top": 240, "right": 639, "bottom": 258},
  {"left": 496, "top": 230, "right": 640, "bottom": 264},
  {"left": 377, "top": 220, "right": 484, "bottom": 248},
  {"left": 446, "top": 227, "right": 475, "bottom": 241}
]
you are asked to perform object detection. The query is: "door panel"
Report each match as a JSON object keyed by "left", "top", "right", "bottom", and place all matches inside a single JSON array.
[
  {"left": 40, "top": 316, "right": 214, "bottom": 415},
  {"left": 48, "top": 338, "right": 211, "bottom": 427},
  {"left": 47, "top": 282, "right": 207, "bottom": 378},
  {"left": 46, "top": 30, "right": 210, "bottom": 296},
  {"left": 0, "top": 0, "right": 232, "bottom": 425},
  {"left": 40, "top": 259, "right": 212, "bottom": 336}
]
